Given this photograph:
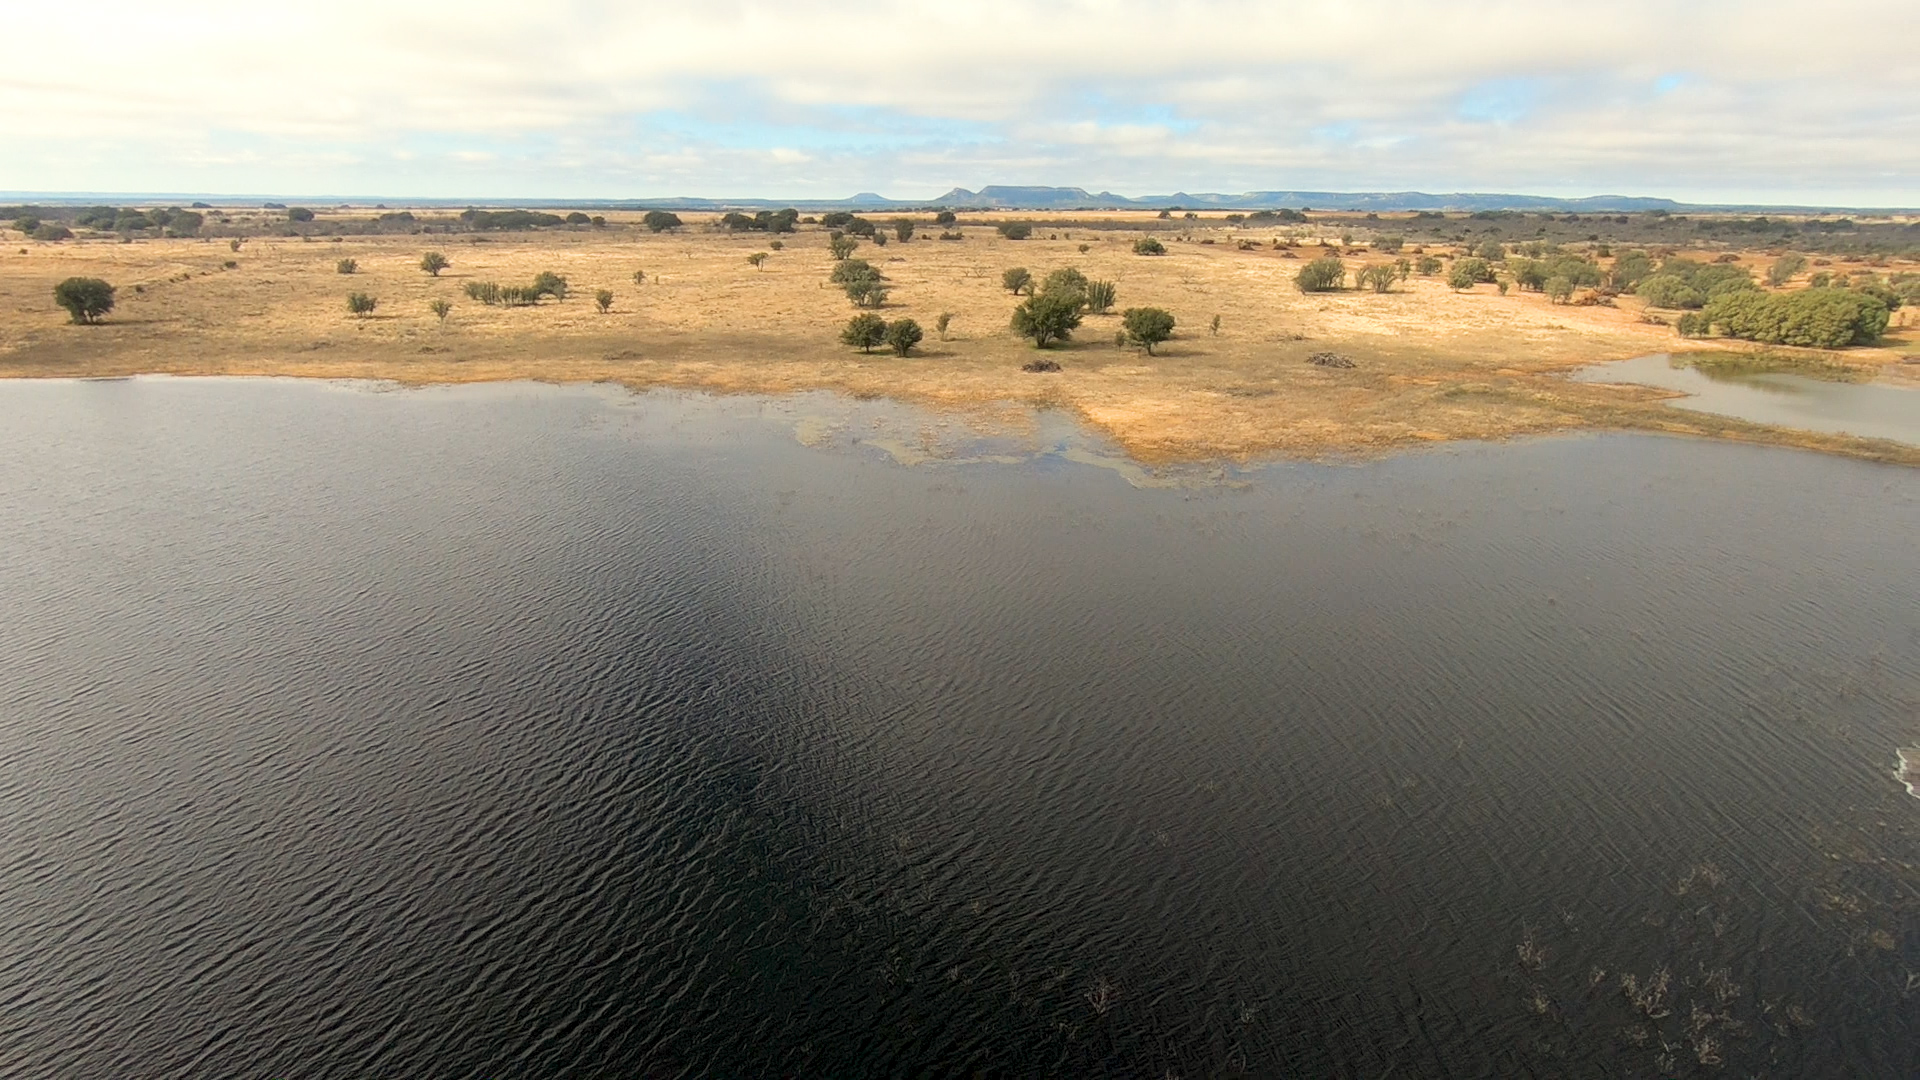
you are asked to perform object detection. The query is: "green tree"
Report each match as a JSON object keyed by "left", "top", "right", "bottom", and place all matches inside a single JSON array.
[
  {"left": 845, "top": 278, "right": 889, "bottom": 308},
  {"left": 1609, "top": 251, "right": 1655, "bottom": 290},
  {"left": 565, "top": 212, "right": 590, "bottom": 225},
  {"left": 1084, "top": 280, "right": 1117, "bottom": 314},
  {"left": 1415, "top": 254, "right": 1442, "bottom": 275},
  {"left": 1448, "top": 258, "right": 1490, "bottom": 290},
  {"left": 420, "top": 251, "right": 450, "bottom": 276},
  {"left": 13, "top": 216, "right": 40, "bottom": 234},
  {"left": 885, "top": 318, "right": 923, "bottom": 356},
  {"left": 52, "top": 277, "right": 115, "bottom": 324},
  {"left": 347, "top": 292, "right": 377, "bottom": 317},
  {"left": 643, "top": 210, "right": 683, "bottom": 232},
  {"left": 1039, "top": 267, "right": 1088, "bottom": 304},
  {"left": 935, "top": 312, "right": 953, "bottom": 339},
  {"left": 998, "top": 222, "right": 1032, "bottom": 240},
  {"left": 1295, "top": 255, "right": 1345, "bottom": 292},
  {"left": 288, "top": 207, "right": 315, "bottom": 222},
  {"left": 1475, "top": 238, "right": 1505, "bottom": 261},
  {"left": 1133, "top": 237, "right": 1166, "bottom": 256},
  {"left": 1703, "top": 288, "right": 1887, "bottom": 348},
  {"left": 1011, "top": 290, "right": 1083, "bottom": 348},
  {"left": 429, "top": 299, "right": 452, "bottom": 322},
  {"left": 934, "top": 210, "right": 957, "bottom": 225},
  {"left": 1002, "top": 267, "right": 1033, "bottom": 295},
  {"left": 747, "top": 252, "right": 768, "bottom": 269},
  {"left": 532, "top": 271, "right": 568, "bottom": 300},
  {"left": 841, "top": 313, "right": 887, "bottom": 352},
  {"left": 1636, "top": 274, "right": 1706, "bottom": 309},
  {"left": 595, "top": 289, "right": 614, "bottom": 313},
  {"left": 894, "top": 219, "right": 915, "bottom": 242},
  {"left": 632, "top": 270, "right": 646, "bottom": 285},
  {"left": 1766, "top": 253, "right": 1807, "bottom": 287},
  {"left": 828, "top": 234, "right": 859, "bottom": 260},
  {"left": 1121, "top": 307, "right": 1175, "bottom": 354},
  {"left": 336, "top": 258, "right": 357, "bottom": 274},
  {"left": 1546, "top": 276, "right": 1575, "bottom": 304}
]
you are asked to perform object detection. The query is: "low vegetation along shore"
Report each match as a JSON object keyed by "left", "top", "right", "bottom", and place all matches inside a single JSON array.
[{"left": 4, "top": 204, "right": 1917, "bottom": 465}]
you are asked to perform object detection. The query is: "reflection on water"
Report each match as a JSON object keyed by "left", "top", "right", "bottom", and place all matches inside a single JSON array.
[
  {"left": 1, "top": 378, "right": 1916, "bottom": 1077},
  {"left": 1575, "top": 353, "right": 1920, "bottom": 445}
]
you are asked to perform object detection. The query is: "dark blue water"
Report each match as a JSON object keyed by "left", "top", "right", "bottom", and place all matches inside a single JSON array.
[{"left": 2, "top": 378, "right": 1917, "bottom": 1078}]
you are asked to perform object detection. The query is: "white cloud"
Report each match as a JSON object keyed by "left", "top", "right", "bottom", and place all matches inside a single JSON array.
[{"left": 1, "top": 0, "right": 1914, "bottom": 203}]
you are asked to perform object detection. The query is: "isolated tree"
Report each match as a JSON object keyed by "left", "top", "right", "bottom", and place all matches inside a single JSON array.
[
  {"left": 935, "top": 312, "right": 953, "bottom": 339},
  {"left": 595, "top": 289, "right": 614, "bottom": 313},
  {"left": 1084, "top": 280, "right": 1117, "bottom": 314},
  {"left": 632, "top": 269, "right": 646, "bottom": 285},
  {"left": 564, "top": 212, "right": 591, "bottom": 225},
  {"left": 841, "top": 313, "right": 887, "bottom": 352},
  {"left": 1209, "top": 314, "right": 1222, "bottom": 335},
  {"left": 1295, "top": 255, "right": 1345, "bottom": 292},
  {"left": 347, "top": 292, "right": 377, "bottom": 317},
  {"left": 420, "top": 251, "right": 450, "bottom": 276},
  {"left": 845, "top": 278, "right": 889, "bottom": 308},
  {"left": 336, "top": 258, "right": 358, "bottom": 274},
  {"left": 532, "top": 271, "right": 568, "bottom": 300},
  {"left": 747, "top": 252, "right": 768, "bottom": 269},
  {"left": 288, "top": 207, "right": 315, "bottom": 222},
  {"left": 429, "top": 298, "right": 452, "bottom": 322},
  {"left": 828, "top": 234, "right": 859, "bottom": 260},
  {"left": 998, "top": 222, "right": 1032, "bottom": 240},
  {"left": 768, "top": 239, "right": 784, "bottom": 251},
  {"left": 894, "top": 219, "right": 915, "bottom": 242},
  {"left": 52, "top": 277, "right": 115, "bottom": 324},
  {"left": 1010, "top": 290, "right": 1083, "bottom": 348},
  {"left": 934, "top": 210, "right": 957, "bottom": 225},
  {"left": 885, "top": 318, "right": 923, "bottom": 356},
  {"left": 643, "top": 210, "right": 683, "bottom": 233},
  {"left": 1132, "top": 237, "right": 1166, "bottom": 256},
  {"left": 1447, "top": 258, "right": 1489, "bottom": 291},
  {"left": 1002, "top": 267, "right": 1033, "bottom": 295},
  {"left": 1122, "top": 307, "right": 1175, "bottom": 354}
]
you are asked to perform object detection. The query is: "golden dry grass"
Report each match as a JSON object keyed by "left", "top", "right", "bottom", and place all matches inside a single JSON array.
[{"left": 3, "top": 210, "right": 1916, "bottom": 465}]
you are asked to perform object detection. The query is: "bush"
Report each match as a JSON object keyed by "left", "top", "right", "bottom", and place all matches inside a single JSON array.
[
  {"left": 1447, "top": 258, "right": 1491, "bottom": 290},
  {"left": 1703, "top": 288, "right": 1888, "bottom": 347},
  {"left": 885, "top": 318, "right": 923, "bottom": 356},
  {"left": 893, "top": 219, "right": 915, "bottom": 242},
  {"left": 1132, "top": 237, "right": 1166, "bottom": 256},
  {"left": 52, "top": 277, "right": 115, "bottom": 323},
  {"left": 499, "top": 285, "right": 541, "bottom": 306},
  {"left": 632, "top": 270, "right": 646, "bottom": 285},
  {"left": 934, "top": 210, "right": 957, "bottom": 225},
  {"left": 1010, "top": 290, "right": 1083, "bottom": 347},
  {"left": 845, "top": 278, "right": 888, "bottom": 307},
  {"left": 840, "top": 313, "right": 887, "bottom": 352},
  {"left": 166, "top": 210, "right": 203, "bottom": 236},
  {"left": 643, "top": 210, "right": 683, "bottom": 233},
  {"left": 935, "top": 312, "right": 953, "bottom": 339},
  {"left": 465, "top": 281, "right": 502, "bottom": 305},
  {"left": 429, "top": 299, "right": 452, "bottom": 322},
  {"left": 1373, "top": 235, "right": 1405, "bottom": 253},
  {"left": 15, "top": 216, "right": 41, "bottom": 234},
  {"left": 937, "top": 230, "right": 964, "bottom": 241},
  {"left": 1039, "top": 267, "right": 1087, "bottom": 304},
  {"left": 747, "top": 252, "right": 768, "bottom": 269},
  {"left": 347, "top": 292, "right": 377, "bottom": 317},
  {"left": 1415, "top": 255, "right": 1442, "bottom": 275},
  {"left": 844, "top": 217, "right": 877, "bottom": 238},
  {"left": 1355, "top": 264, "right": 1397, "bottom": 293},
  {"left": 820, "top": 212, "right": 855, "bottom": 229},
  {"left": 1475, "top": 239, "right": 1505, "bottom": 261},
  {"left": 595, "top": 289, "right": 614, "bottom": 313},
  {"left": 1084, "top": 280, "right": 1117, "bottom": 314},
  {"left": 420, "top": 251, "right": 450, "bottom": 276},
  {"left": 1675, "top": 311, "right": 1709, "bottom": 337},
  {"left": 1766, "top": 253, "right": 1807, "bottom": 287},
  {"left": 828, "top": 235, "right": 859, "bottom": 260},
  {"left": 336, "top": 258, "right": 357, "bottom": 274},
  {"left": 832, "top": 258, "right": 888, "bottom": 307},
  {"left": 998, "top": 222, "right": 1032, "bottom": 240},
  {"left": 564, "top": 212, "right": 591, "bottom": 225},
  {"left": 1122, "top": 307, "right": 1175, "bottom": 354},
  {"left": 532, "top": 271, "right": 568, "bottom": 300},
  {"left": 1296, "top": 255, "right": 1346, "bottom": 292},
  {"left": 1546, "top": 276, "right": 1575, "bottom": 304},
  {"left": 1002, "top": 267, "right": 1033, "bottom": 295},
  {"left": 32, "top": 224, "right": 73, "bottom": 242},
  {"left": 288, "top": 207, "right": 315, "bottom": 222}
]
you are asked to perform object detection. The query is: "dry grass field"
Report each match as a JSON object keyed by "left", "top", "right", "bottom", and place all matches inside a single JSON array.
[{"left": 4, "top": 209, "right": 1916, "bottom": 464}]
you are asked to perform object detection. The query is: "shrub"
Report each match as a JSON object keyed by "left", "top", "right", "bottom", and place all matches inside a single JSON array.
[
  {"left": 52, "top": 277, "right": 115, "bottom": 323},
  {"left": 1703, "top": 288, "right": 1888, "bottom": 347},
  {"left": 828, "top": 235, "right": 859, "bottom": 260},
  {"left": 1355, "top": 264, "right": 1397, "bottom": 293},
  {"left": 1448, "top": 258, "right": 1492, "bottom": 290},
  {"left": 632, "top": 270, "right": 646, "bottom": 285},
  {"left": 230, "top": 239, "right": 243, "bottom": 252},
  {"left": 1546, "top": 276, "right": 1575, "bottom": 304},
  {"left": 643, "top": 210, "right": 683, "bottom": 233},
  {"left": 429, "top": 299, "right": 452, "bottom": 322},
  {"left": 747, "top": 252, "right": 768, "bottom": 269},
  {"left": 465, "top": 281, "right": 502, "bottom": 305},
  {"left": 1021, "top": 357, "right": 1062, "bottom": 372},
  {"left": 1039, "top": 267, "right": 1088, "bottom": 304},
  {"left": 845, "top": 278, "right": 888, "bottom": 307},
  {"left": 1475, "top": 239, "right": 1505, "bottom": 261},
  {"left": 1415, "top": 254, "right": 1442, "bottom": 275},
  {"left": 1209, "top": 314, "right": 1222, "bottom": 336},
  {"left": 223, "top": 259, "right": 238, "bottom": 269},
  {"left": 591, "top": 216, "right": 606, "bottom": 227},
  {"left": 840, "top": 313, "right": 887, "bottom": 352},
  {"left": 1374, "top": 235, "right": 1405, "bottom": 253},
  {"left": 1766, "top": 253, "right": 1807, "bottom": 287},
  {"left": 1296, "top": 255, "right": 1346, "bottom": 292},
  {"left": 998, "top": 222, "right": 1032, "bottom": 240},
  {"left": 499, "top": 285, "right": 541, "bottom": 306},
  {"left": 871, "top": 232, "right": 887, "bottom": 247},
  {"left": 1610, "top": 250, "right": 1655, "bottom": 290},
  {"left": 769, "top": 240, "right": 784, "bottom": 251},
  {"left": 1002, "top": 267, "right": 1033, "bottom": 295},
  {"left": 594, "top": 289, "right": 614, "bottom": 312},
  {"left": 1121, "top": 307, "right": 1175, "bottom": 354},
  {"left": 1011, "top": 290, "right": 1083, "bottom": 348},
  {"left": 14, "top": 216, "right": 41, "bottom": 234},
  {"left": 844, "top": 217, "right": 878, "bottom": 238},
  {"left": 938, "top": 230, "right": 964, "bottom": 241},
  {"left": 1084, "top": 280, "right": 1117, "bottom": 314},
  {"left": 885, "top": 318, "right": 923, "bottom": 356},
  {"left": 934, "top": 210, "right": 957, "bottom": 225},
  {"left": 894, "top": 219, "right": 914, "bottom": 242},
  {"left": 1133, "top": 237, "right": 1166, "bottom": 256},
  {"left": 935, "top": 312, "right": 953, "bottom": 339},
  {"left": 1675, "top": 311, "right": 1709, "bottom": 337},
  {"left": 420, "top": 251, "right": 450, "bottom": 276},
  {"left": 33, "top": 224, "right": 73, "bottom": 242},
  {"left": 347, "top": 291, "right": 377, "bottom": 317},
  {"left": 565, "top": 212, "right": 591, "bottom": 225},
  {"left": 336, "top": 258, "right": 357, "bottom": 274},
  {"left": 532, "top": 271, "right": 568, "bottom": 300},
  {"left": 288, "top": 207, "right": 315, "bottom": 222}
]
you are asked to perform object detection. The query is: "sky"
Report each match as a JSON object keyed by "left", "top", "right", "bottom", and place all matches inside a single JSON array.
[{"left": 4, "top": 0, "right": 1915, "bottom": 206}]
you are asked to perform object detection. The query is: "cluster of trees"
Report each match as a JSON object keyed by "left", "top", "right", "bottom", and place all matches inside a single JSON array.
[
  {"left": 1633, "top": 258, "right": 1758, "bottom": 309},
  {"left": 460, "top": 209, "right": 565, "bottom": 231},
  {"left": 830, "top": 258, "right": 888, "bottom": 307},
  {"left": 462, "top": 271, "right": 569, "bottom": 307},
  {"left": 719, "top": 208, "right": 799, "bottom": 233},
  {"left": 1509, "top": 254, "right": 1601, "bottom": 295},
  {"left": 48, "top": 206, "right": 206, "bottom": 236},
  {"left": 841, "top": 314, "right": 922, "bottom": 356},
  {"left": 1691, "top": 289, "right": 1889, "bottom": 348},
  {"left": 1009, "top": 268, "right": 1118, "bottom": 348}
]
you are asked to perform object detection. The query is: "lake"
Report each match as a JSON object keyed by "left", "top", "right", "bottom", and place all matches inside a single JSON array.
[
  {"left": 1574, "top": 353, "right": 1920, "bottom": 446},
  {"left": 2, "top": 378, "right": 1916, "bottom": 1077}
]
